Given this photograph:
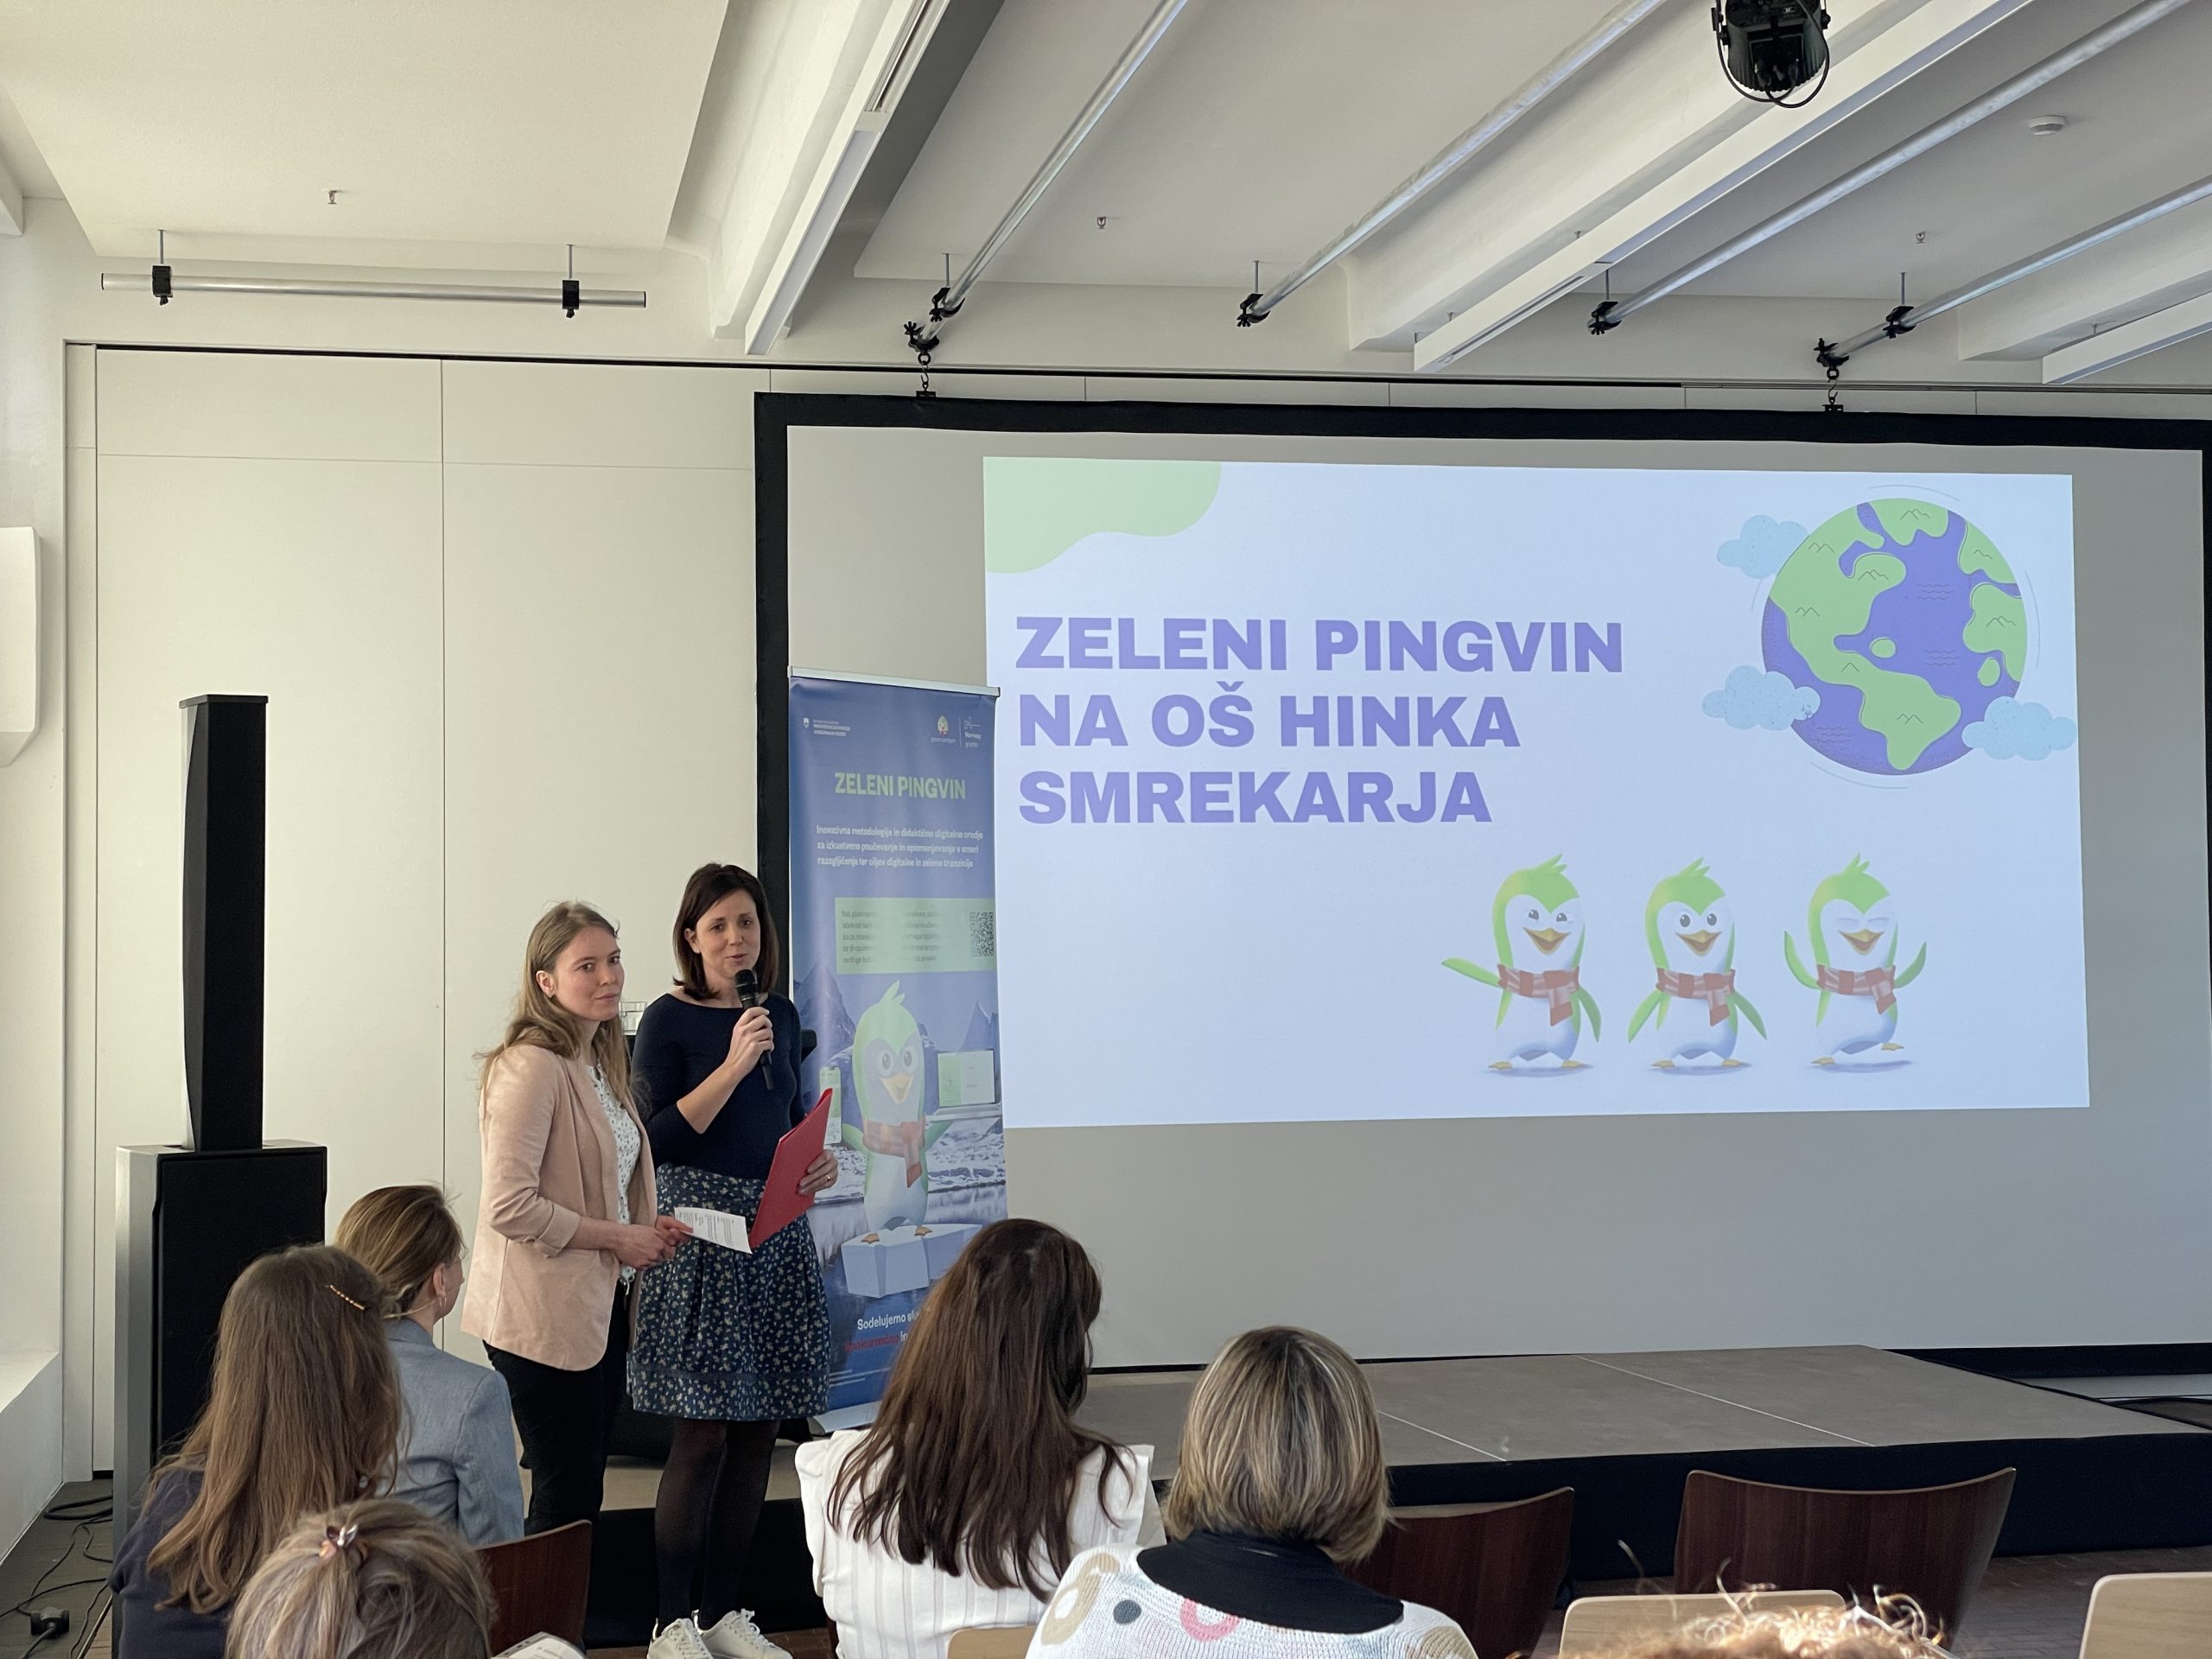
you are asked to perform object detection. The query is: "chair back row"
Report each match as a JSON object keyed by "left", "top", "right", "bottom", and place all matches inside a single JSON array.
[
  {"left": 1673, "top": 1467, "right": 2015, "bottom": 1639},
  {"left": 479, "top": 1521, "right": 593, "bottom": 1656}
]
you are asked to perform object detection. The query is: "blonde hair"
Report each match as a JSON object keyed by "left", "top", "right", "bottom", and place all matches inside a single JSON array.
[
  {"left": 334, "top": 1186, "right": 466, "bottom": 1322},
  {"left": 481, "top": 900, "right": 633, "bottom": 1108},
  {"left": 1161, "top": 1325, "right": 1389, "bottom": 1563},
  {"left": 148, "top": 1247, "right": 400, "bottom": 1615},
  {"left": 1593, "top": 1601, "right": 1947, "bottom": 1659},
  {"left": 225, "top": 1497, "right": 494, "bottom": 1659}
]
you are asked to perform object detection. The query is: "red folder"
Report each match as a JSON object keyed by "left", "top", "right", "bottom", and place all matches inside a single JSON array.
[{"left": 749, "top": 1090, "right": 834, "bottom": 1249}]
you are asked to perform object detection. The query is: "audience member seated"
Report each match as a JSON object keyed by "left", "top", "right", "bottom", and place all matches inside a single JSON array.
[
  {"left": 336, "top": 1184, "right": 527, "bottom": 1543},
  {"left": 1588, "top": 1600, "right": 1945, "bottom": 1659},
  {"left": 224, "top": 1497, "right": 495, "bottom": 1659},
  {"left": 798, "top": 1219, "right": 1160, "bottom": 1659},
  {"left": 111, "top": 1246, "right": 402, "bottom": 1659},
  {"left": 1027, "top": 1325, "right": 1473, "bottom": 1659}
]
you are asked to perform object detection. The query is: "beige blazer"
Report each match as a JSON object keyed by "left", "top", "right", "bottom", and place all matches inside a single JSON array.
[{"left": 461, "top": 1043, "right": 657, "bottom": 1371}]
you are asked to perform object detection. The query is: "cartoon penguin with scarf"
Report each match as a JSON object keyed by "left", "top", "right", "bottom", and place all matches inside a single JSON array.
[
  {"left": 1783, "top": 855, "right": 1927, "bottom": 1065},
  {"left": 842, "top": 983, "right": 950, "bottom": 1233},
  {"left": 1626, "top": 859, "right": 1764, "bottom": 1067},
  {"left": 1444, "top": 856, "right": 1603, "bottom": 1070}
]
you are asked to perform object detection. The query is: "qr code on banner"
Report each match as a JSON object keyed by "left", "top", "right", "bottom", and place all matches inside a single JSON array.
[{"left": 969, "top": 907, "right": 996, "bottom": 962}]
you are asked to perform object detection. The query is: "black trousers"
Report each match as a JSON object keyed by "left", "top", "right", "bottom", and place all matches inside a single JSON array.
[{"left": 486, "top": 1284, "right": 632, "bottom": 1535}]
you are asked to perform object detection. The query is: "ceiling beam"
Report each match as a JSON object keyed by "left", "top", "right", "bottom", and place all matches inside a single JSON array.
[
  {"left": 1955, "top": 199, "right": 2212, "bottom": 359},
  {"left": 1393, "top": 0, "right": 2037, "bottom": 372},
  {"left": 684, "top": 0, "right": 970, "bottom": 344},
  {"left": 2043, "top": 288, "right": 2212, "bottom": 381}
]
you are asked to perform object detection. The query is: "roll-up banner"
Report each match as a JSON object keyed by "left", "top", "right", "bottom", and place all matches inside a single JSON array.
[{"left": 788, "top": 671, "right": 1005, "bottom": 1416}]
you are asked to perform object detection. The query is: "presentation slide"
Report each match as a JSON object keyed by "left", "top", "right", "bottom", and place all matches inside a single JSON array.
[
  {"left": 987, "top": 460, "right": 2084, "bottom": 1126},
  {"left": 779, "top": 408, "right": 2209, "bottom": 1358}
]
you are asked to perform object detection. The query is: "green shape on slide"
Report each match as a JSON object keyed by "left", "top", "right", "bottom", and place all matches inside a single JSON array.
[
  {"left": 1963, "top": 582, "right": 2027, "bottom": 681},
  {"left": 1957, "top": 524, "right": 2018, "bottom": 584},
  {"left": 1869, "top": 499, "right": 1951, "bottom": 546},
  {"left": 1978, "top": 657, "right": 2001, "bottom": 687},
  {"left": 1868, "top": 637, "right": 1896, "bottom": 659},
  {"left": 1767, "top": 508, "right": 1964, "bottom": 771},
  {"left": 983, "top": 458, "right": 1222, "bottom": 573}
]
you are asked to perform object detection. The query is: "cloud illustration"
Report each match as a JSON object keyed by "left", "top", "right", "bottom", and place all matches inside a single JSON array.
[
  {"left": 1718, "top": 515, "right": 1806, "bottom": 578},
  {"left": 1964, "top": 697, "right": 2077, "bottom": 760},
  {"left": 1703, "top": 665, "right": 1820, "bottom": 732}
]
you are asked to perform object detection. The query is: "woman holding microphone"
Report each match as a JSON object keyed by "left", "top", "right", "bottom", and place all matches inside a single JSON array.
[
  {"left": 630, "top": 863, "right": 838, "bottom": 1659},
  {"left": 463, "top": 901, "right": 689, "bottom": 1535}
]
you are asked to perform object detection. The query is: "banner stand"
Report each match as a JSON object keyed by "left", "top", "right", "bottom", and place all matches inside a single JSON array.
[{"left": 787, "top": 669, "right": 1005, "bottom": 1422}]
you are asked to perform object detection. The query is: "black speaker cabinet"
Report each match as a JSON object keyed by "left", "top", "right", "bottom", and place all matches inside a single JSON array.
[
  {"left": 181, "top": 694, "right": 267, "bottom": 1153},
  {"left": 115, "top": 1141, "right": 325, "bottom": 1531}
]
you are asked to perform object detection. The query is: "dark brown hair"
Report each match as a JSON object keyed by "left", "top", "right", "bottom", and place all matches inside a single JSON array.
[
  {"left": 149, "top": 1246, "right": 400, "bottom": 1615},
  {"left": 672, "top": 862, "right": 781, "bottom": 999},
  {"left": 334, "top": 1185, "right": 466, "bottom": 1322},
  {"left": 828, "top": 1219, "right": 1133, "bottom": 1597},
  {"left": 225, "top": 1497, "right": 495, "bottom": 1659}
]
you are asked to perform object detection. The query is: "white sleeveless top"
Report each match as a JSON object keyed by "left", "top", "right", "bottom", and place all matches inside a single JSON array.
[{"left": 797, "top": 1429, "right": 1161, "bottom": 1659}]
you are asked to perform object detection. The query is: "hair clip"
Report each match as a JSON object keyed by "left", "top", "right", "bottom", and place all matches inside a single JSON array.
[
  {"left": 327, "top": 1283, "right": 367, "bottom": 1312},
  {"left": 318, "top": 1522, "right": 360, "bottom": 1561}
]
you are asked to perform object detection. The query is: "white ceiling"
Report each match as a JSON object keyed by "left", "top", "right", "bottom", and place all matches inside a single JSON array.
[
  {"left": 0, "top": 0, "right": 728, "bottom": 261},
  {"left": 856, "top": 0, "right": 1634, "bottom": 289},
  {"left": 3, "top": 0, "right": 2210, "bottom": 381},
  {"left": 1613, "top": 0, "right": 2212, "bottom": 302}
]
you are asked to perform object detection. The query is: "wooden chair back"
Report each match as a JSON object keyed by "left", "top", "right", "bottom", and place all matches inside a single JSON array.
[
  {"left": 1348, "top": 1487, "right": 1574, "bottom": 1659},
  {"left": 1672, "top": 1467, "right": 2014, "bottom": 1639},
  {"left": 479, "top": 1520, "right": 592, "bottom": 1655},
  {"left": 2078, "top": 1571, "right": 2212, "bottom": 1659},
  {"left": 947, "top": 1627, "right": 1037, "bottom": 1659},
  {"left": 1560, "top": 1590, "right": 1845, "bottom": 1656}
]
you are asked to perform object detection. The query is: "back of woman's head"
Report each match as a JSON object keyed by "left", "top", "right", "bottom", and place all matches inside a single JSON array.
[
  {"left": 831, "top": 1218, "right": 1122, "bottom": 1598},
  {"left": 1162, "top": 1325, "right": 1389, "bottom": 1563},
  {"left": 334, "top": 1185, "right": 465, "bottom": 1321},
  {"left": 225, "top": 1497, "right": 494, "bottom": 1659},
  {"left": 149, "top": 1245, "right": 401, "bottom": 1615}
]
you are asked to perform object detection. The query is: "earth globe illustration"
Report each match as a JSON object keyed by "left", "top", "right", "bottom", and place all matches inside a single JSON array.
[{"left": 1761, "top": 499, "right": 2025, "bottom": 776}]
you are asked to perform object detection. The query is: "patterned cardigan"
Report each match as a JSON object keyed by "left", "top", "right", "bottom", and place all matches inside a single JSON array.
[{"left": 1024, "top": 1545, "right": 1478, "bottom": 1659}]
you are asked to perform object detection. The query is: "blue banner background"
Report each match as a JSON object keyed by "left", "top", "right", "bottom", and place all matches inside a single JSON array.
[{"left": 789, "top": 675, "right": 1005, "bottom": 1411}]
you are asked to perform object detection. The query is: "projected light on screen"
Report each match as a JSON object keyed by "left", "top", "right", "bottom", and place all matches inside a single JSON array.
[{"left": 983, "top": 458, "right": 2085, "bottom": 1128}]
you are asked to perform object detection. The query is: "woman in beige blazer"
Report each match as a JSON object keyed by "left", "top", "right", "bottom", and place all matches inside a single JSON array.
[{"left": 463, "top": 900, "right": 690, "bottom": 1534}]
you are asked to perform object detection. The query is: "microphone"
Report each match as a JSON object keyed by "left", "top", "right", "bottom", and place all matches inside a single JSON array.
[{"left": 735, "top": 969, "right": 771, "bottom": 1052}]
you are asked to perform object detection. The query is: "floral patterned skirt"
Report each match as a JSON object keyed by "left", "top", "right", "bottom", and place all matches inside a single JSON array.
[{"left": 627, "top": 1165, "right": 832, "bottom": 1421}]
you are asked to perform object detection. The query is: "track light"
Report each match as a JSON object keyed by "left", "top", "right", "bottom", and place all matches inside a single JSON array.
[
  {"left": 105, "top": 235, "right": 644, "bottom": 312},
  {"left": 1713, "top": 1, "right": 1831, "bottom": 107}
]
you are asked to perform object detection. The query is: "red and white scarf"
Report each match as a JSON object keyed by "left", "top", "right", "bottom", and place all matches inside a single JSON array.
[
  {"left": 1817, "top": 963, "right": 1896, "bottom": 1013},
  {"left": 862, "top": 1119, "right": 925, "bottom": 1186},
  {"left": 1656, "top": 967, "right": 1734, "bottom": 1026},
  {"left": 1498, "top": 963, "right": 1580, "bottom": 1026}
]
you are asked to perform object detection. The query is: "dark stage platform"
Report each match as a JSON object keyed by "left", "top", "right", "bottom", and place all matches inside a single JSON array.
[
  {"left": 587, "top": 1344, "right": 2210, "bottom": 1644},
  {"left": 1082, "top": 1345, "right": 2211, "bottom": 1580}
]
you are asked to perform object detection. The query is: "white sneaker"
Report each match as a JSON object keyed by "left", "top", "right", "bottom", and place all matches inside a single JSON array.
[
  {"left": 700, "top": 1609, "right": 785, "bottom": 1659},
  {"left": 647, "top": 1618, "right": 715, "bottom": 1659}
]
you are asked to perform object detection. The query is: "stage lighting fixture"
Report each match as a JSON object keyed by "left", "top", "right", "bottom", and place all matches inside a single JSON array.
[{"left": 1713, "top": 1, "right": 1831, "bottom": 106}]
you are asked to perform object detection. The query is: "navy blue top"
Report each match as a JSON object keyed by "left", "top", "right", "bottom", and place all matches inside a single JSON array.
[
  {"left": 635, "top": 991, "right": 806, "bottom": 1179},
  {"left": 111, "top": 1466, "right": 228, "bottom": 1659}
]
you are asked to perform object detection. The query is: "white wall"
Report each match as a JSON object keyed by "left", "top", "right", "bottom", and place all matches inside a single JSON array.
[
  {"left": 438, "top": 359, "right": 760, "bottom": 1360},
  {"left": 76, "top": 351, "right": 765, "bottom": 1458}
]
